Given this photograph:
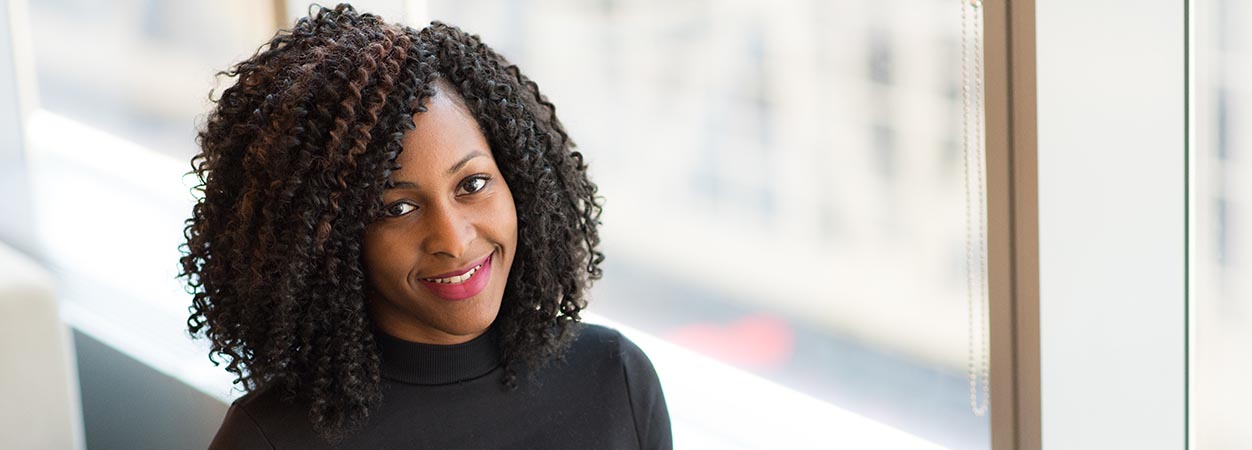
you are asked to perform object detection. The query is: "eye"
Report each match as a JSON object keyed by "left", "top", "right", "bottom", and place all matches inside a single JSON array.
[
  {"left": 383, "top": 201, "right": 417, "bottom": 217},
  {"left": 459, "top": 175, "right": 491, "bottom": 195}
]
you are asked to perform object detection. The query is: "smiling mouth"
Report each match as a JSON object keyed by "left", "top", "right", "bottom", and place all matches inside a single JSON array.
[
  {"left": 421, "top": 262, "right": 485, "bottom": 284},
  {"left": 420, "top": 253, "right": 492, "bottom": 283},
  {"left": 417, "top": 252, "right": 493, "bottom": 301}
]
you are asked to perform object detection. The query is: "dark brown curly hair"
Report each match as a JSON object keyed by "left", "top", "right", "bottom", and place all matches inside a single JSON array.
[{"left": 178, "top": 3, "right": 604, "bottom": 441}]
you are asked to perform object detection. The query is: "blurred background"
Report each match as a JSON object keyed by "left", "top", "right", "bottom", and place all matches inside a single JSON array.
[
  {"left": 0, "top": 0, "right": 1243, "bottom": 449},
  {"left": 1191, "top": 0, "right": 1252, "bottom": 448},
  {"left": 6, "top": 0, "right": 991, "bottom": 448}
]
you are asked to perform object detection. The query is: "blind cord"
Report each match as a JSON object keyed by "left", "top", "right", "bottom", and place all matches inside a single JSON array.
[{"left": 961, "top": 0, "right": 991, "bottom": 417}]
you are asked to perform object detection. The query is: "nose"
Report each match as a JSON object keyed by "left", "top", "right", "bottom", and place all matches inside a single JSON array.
[{"left": 421, "top": 201, "right": 474, "bottom": 259}]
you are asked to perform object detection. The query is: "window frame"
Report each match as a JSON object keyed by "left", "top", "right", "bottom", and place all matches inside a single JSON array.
[{"left": 982, "top": 0, "right": 1041, "bottom": 449}]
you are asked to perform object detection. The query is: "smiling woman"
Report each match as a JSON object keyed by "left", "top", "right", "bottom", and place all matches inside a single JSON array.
[
  {"left": 178, "top": 4, "right": 671, "bottom": 449},
  {"left": 362, "top": 80, "right": 518, "bottom": 345}
]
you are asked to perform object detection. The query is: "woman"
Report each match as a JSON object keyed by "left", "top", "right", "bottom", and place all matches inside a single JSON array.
[{"left": 180, "top": 4, "right": 671, "bottom": 449}]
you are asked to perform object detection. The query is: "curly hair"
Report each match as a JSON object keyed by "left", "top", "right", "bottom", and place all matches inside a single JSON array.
[{"left": 178, "top": 4, "right": 604, "bottom": 441}]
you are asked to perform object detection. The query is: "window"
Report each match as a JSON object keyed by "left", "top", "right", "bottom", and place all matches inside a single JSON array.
[
  {"left": 426, "top": 1, "right": 991, "bottom": 448},
  {"left": 28, "top": 0, "right": 277, "bottom": 161},
  {"left": 7, "top": 1, "right": 1008, "bottom": 448}
]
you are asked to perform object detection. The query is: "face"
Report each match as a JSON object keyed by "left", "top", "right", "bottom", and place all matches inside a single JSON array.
[{"left": 361, "top": 85, "right": 517, "bottom": 345}]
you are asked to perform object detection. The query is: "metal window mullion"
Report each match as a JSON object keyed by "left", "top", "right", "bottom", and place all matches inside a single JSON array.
[{"left": 982, "top": 1, "right": 1042, "bottom": 449}]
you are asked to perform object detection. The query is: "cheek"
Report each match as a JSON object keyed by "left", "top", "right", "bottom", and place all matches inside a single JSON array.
[
  {"left": 362, "top": 228, "right": 408, "bottom": 287},
  {"left": 497, "top": 182, "right": 518, "bottom": 242},
  {"left": 503, "top": 200, "right": 518, "bottom": 240}
]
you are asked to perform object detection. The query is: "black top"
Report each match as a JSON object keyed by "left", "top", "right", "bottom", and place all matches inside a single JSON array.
[{"left": 207, "top": 323, "right": 672, "bottom": 450}]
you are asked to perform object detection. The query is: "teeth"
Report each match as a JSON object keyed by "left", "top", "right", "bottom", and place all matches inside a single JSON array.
[{"left": 423, "top": 264, "right": 482, "bottom": 284}]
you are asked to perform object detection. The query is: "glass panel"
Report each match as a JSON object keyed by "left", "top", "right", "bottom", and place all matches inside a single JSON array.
[
  {"left": 16, "top": 0, "right": 287, "bottom": 408},
  {"left": 27, "top": 0, "right": 277, "bottom": 161},
  {"left": 426, "top": 1, "right": 990, "bottom": 448},
  {"left": 1191, "top": 0, "right": 1252, "bottom": 447}
]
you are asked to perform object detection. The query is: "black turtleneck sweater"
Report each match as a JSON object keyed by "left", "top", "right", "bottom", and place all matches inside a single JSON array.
[{"left": 206, "top": 323, "right": 672, "bottom": 450}]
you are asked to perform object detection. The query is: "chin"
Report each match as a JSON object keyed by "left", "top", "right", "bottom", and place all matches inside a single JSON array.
[{"left": 440, "top": 304, "right": 501, "bottom": 336}]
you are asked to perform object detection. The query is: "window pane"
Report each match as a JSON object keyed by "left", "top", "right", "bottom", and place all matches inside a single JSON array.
[
  {"left": 426, "top": 1, "right": 990, "bottom": 448},
  {"left": 28, "top": 0, "right": 277, "bottom": 161},
  {"left": 1191, "top": 1, "right": 1252, "bottom": 447}
]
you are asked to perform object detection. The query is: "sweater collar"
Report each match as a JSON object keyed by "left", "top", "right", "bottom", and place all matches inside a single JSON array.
[{"left": 373, "top": 326, "right": 503, "bottom": 385}]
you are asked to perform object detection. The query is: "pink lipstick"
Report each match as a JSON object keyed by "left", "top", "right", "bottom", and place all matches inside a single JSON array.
[{"left": 418, "top": 252, "right": 492, "bottom": 301}]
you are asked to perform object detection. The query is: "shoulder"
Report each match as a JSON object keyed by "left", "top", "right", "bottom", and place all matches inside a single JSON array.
[
  {"left": 209, "top": 384, "right": 316, "bottom": 450},
  {"left": 568, "top": 322, "right": 625, "bottom": 349},
  {"left": 567, "top": 322, "right": 673, "bottom": 449},
  {"left": 208, "top": 388, "right": 275, "bottom": 450},
  {"left": 561, "top": 322, "right": 663, "bottom": 391},
  {"left": 229, "top": 383, "right": 302, "bottom": 421},
  {"left": 566, "top": 322, "right": 653, "bottom": 369}
]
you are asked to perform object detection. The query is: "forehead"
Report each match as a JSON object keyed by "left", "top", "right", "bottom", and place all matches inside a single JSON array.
[{"left": 391, "top": 85, "right": 491, "bottom": 179}]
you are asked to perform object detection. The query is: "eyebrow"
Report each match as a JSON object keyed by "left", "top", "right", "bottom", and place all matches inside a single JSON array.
[{"left": 388, "top": 150, "right": 487, "bottom": 189}]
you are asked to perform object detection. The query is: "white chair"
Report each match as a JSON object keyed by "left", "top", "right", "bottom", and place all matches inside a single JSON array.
[{"left": 0, "top": 241, "right": 84, "bottom": 450}]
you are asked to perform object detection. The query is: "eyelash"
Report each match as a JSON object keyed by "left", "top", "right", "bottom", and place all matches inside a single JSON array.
[{"left": 382, "top": 174, "right": 492, "bottom": 218}]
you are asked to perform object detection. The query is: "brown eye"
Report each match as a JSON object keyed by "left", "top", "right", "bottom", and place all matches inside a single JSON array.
[
  {"left": 459, "top": 175, "right": 490, "bottom": 194},
  {"left": 384, "top": 202, "right": 417, "bottom": 217}
]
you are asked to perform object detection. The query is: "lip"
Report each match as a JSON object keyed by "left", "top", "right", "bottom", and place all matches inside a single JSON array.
[
  {"left": 422, "top": 253, "right": 493, "bottom": 280},
  {"left": 417, "top": 252, "right": 493, "bottom": 301}
]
